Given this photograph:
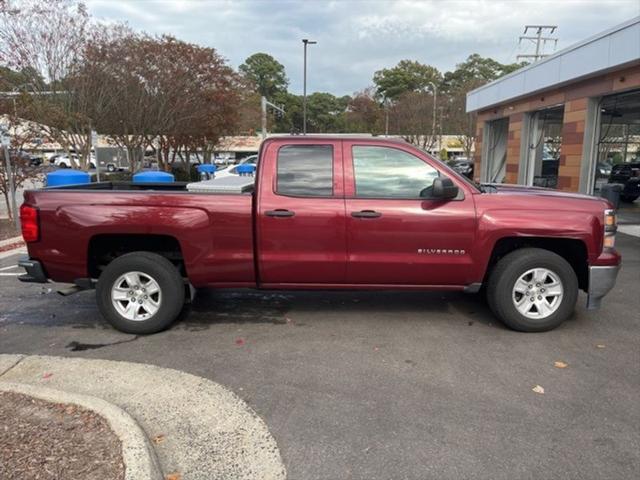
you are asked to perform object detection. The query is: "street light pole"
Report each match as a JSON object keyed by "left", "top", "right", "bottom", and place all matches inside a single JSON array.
[
  {"left": 1, "top": 130, "right": 19, "bottom": 230},
  {"left": 302, "top": 38, "right": 317, "bottom": 135},
  {"left": 384, "top": 98, "right": 390, "bottom": 136},
  {"left": 428, "top": 81, "right": 438, "bottom": 153}
]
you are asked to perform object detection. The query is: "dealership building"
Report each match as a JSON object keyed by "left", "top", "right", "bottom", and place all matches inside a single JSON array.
[{"left": 466, "top": 17, "right": 640, "bottom": 195}]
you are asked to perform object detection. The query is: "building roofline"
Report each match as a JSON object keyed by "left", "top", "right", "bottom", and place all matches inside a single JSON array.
[{"left": 466, "top": 16, "right": 640, "bottom": 112}]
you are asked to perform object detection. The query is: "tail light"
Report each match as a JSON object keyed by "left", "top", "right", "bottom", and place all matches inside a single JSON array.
[{"left": 19, "top": 204, "right": 39, "bottom": 242}]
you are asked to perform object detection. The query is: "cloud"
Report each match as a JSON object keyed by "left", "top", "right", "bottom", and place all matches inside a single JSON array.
[{"left": 85, "top": 0, "right": 640, "bottom": 96}]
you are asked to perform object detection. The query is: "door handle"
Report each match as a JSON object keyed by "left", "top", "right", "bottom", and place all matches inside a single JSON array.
[
  {"left": 351, "top": 210, "right": 382, "bottom": 218},
  {"left": 265, "top": 209, "right": 295, "bottom": 218}
]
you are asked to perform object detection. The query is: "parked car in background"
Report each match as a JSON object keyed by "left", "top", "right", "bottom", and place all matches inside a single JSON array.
[
  {"left": 609, "top": 162, "right": 640, "bottom": 202},
  {"left": 11, "top": 150, "right": 43, "bottom": 167},
  {"left": 450, "top": 158, "right": 474, "bottom": 179},
  {"left": 214, "top": 154, "right": 258, "bottom": 179},
  {"left": 597, "top": 162, "right": 612, "bottom": 178},
  {"left": 214, "top": 156, "right": 233, "bottom": 166},
  {"left": 8, "top": 150, "right": 43, "bottom": 168},
  {"left": 51, "top": 154, "right": 96, "bottom": 170}
]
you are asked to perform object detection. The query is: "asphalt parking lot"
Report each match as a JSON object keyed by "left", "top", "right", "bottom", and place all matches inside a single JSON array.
[{"left": 1, "top": 234, "right": 639, "bottom": 480}]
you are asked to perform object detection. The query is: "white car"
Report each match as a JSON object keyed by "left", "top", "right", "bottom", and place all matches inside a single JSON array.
[
  {"left": 214, "top": 155, "right": 258, "bottom": 179},
  {"left": 53, "top": 154, "right": 96, "bottom": 170}
]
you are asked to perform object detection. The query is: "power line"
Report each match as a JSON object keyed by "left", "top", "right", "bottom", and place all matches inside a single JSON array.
[{"left": 517, "top": 25, "right": 558, "bottom": 62}]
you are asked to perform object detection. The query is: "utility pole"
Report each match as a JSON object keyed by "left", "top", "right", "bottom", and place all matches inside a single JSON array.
[
  {"left": 518, "top": 25, "right": 558, "bottom": 62},
  {"left": 302, "top": 38, "right": 317, "bottom": 135},
  {"left": 261, "top": 96, "right": 286, "bottom": 139}
]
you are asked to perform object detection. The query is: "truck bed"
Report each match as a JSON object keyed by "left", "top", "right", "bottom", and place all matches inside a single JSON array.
[{"left": 23, "top": 186, "right": 256, "bottom": 287}]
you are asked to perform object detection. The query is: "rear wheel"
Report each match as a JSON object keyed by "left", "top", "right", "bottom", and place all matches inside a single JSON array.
[
  {"left": 487, "top": 248, "right": 578, "bottom": 332},
  {"left": 620, "top": 194, "right": 638, "bottom": 203},
  {"left": 96, "top": 252, "right": 185, "bottom": 334}
]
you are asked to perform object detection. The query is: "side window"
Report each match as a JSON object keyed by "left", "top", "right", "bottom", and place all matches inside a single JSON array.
[
  {"left": 277, "top": 145, "right": 333, "bottom": 197},
  {"left": 352, "top": 146, "right": 439, "bottom": 198}
]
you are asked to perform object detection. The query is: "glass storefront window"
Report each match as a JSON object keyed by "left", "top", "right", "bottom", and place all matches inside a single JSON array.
[
  {"left": 594, "top": 90, "right": 640, "bottom": 197},
  {"left": 525, "top": 106, "right": 564, "bottom": 189}
]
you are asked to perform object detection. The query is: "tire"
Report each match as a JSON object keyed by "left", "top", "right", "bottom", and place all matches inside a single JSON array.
[
  {"left": 58, "top": 162, "right": 67, "bottom": 168},
  {"left": 620, "top": 194, "right": 639, "bottom": 203},
  {"left": 486, "top": 248, "right": 578, "bottom": 332},
  {"left": 107, "top": 164, "right": 116, "bottom": 172},
  {"left": 96, "top": 252, "right": 185, "bottom": 334}
]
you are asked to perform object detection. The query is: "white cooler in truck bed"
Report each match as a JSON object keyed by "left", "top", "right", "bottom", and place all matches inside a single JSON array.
[{"left": 186, "top": 175, "right": 255, "bottom": 194}]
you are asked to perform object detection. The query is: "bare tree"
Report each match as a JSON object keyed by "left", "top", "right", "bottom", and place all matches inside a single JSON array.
[
  {"left": 0, "top": 0, "right": 100, "bottom": 169},
  {"left": 344, "top": 88, "right": 383, "bottom": 134},
  {"left": 389, "top": 91, "right": 437, "bottom": 151},
  {"left": 0, "top": 115, "right": 41, "bottom": 219}
]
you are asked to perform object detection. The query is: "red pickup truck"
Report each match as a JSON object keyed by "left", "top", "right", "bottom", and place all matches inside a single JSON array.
[{"left": 18, "top": 136, "right": 621, "bottom": 334}]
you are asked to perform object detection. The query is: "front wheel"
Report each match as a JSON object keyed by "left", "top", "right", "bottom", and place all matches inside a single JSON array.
[
  {"left": 96, "top": 252, "right": 185, "bottom": 334},
  {"left": 487, "top": 248, "right": 578, "bottom": 332}
]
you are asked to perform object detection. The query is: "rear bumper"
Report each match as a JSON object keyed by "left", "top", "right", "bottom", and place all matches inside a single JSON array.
[
  {"left": 18, "top": 257, "right": 48, "bottom": 283},
  {"left": 586, "top": 264, "right": 621, "bottom": 309}
]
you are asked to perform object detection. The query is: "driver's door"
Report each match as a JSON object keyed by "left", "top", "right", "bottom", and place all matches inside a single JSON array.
[{"left": 344, "top": 142, "right": 477, "bottom": 286}]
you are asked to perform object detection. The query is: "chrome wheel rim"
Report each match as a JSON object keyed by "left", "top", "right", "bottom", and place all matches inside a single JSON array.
[
  {"left": 111, "top": 271, "right": 162, "bottom": 321},
  {"left": 512, "top": 268, "right": 563, "bottom": 320}
]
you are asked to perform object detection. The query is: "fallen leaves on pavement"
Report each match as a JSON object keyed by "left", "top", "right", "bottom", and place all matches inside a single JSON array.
[
  {"left": 152, "top": 434, "right": 165, "bottom": 444},
  {"left": 532, "top": 385, "right": 545, "bottom": 394},
  {"left": 554, "top": 361, "right": 568, "bottom": 368},
  {"left": 166, "top": 473, "right": 182, "bottom": 480}
]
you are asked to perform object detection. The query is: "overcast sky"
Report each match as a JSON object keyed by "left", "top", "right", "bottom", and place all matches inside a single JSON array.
[{"left": 86, "top": 0, "right": 640, "bottom": 96}]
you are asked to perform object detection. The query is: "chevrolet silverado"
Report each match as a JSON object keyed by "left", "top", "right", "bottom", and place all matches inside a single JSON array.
[{"left": 18, "top": 136, "right": 621, "bottom": 333}]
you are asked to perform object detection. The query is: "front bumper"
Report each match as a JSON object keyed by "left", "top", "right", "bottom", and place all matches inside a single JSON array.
[
  {"left": 586, "top": 264, "right": 621, "bottom": 309},
  {"left": 18, "top": 257, "right": 48, "bottom": 283}
]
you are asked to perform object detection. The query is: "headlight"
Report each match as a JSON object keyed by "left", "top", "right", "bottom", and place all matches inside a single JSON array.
[{"left": 603, "top": 209, "right": 617, "bottom": 251}]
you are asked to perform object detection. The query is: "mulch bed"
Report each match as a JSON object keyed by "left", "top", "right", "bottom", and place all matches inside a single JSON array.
[
  {"left": 0, "top": 391, "right": 125, "bottom": 480},
  {"left": 0, "top": 218, "right": 19, "bottom": 241}
]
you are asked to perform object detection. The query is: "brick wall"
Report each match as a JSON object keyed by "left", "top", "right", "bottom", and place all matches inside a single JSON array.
[
  {"left": 505, "top": 113, "right": 523, "bottom": 184},
  {"left": 557, "top": 99, "right": 588, "bottom": 191}
]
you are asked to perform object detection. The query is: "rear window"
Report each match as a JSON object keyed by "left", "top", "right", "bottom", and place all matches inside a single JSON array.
[{"left": 276, "top": 145, "right": 333, "bottom": 197}]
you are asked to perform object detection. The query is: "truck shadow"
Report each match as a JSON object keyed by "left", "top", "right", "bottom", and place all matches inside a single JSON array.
[
  {"left": 178, "top": 289, "right": 501, "bottom": 331},
  {"left": 2, "top": 281, "right": 502, "bottom": 332}
]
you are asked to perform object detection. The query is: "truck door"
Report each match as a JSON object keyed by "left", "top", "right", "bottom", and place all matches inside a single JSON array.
[
  {"left": 343, "top": 141, "right": 477, "bottom": 286},
  {"left": 256, "top": 139, "right": 347, "bottom": 285}
]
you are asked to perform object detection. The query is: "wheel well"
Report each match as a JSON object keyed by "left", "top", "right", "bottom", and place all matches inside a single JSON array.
[
  {"left": 485, "top": 237, "right": 589, "bottom": 291},
  {"left": 88, "top": 234, "right": 185, "bottom": 279}
]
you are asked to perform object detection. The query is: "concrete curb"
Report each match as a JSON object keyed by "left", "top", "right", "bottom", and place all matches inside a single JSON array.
[
  {"left": 0, "top": 245, "right": 26, "bottom": 260},
  {"left": 0, "top": 354, "right": 287, "bottom": 480},
  {"left": 0, "top": 235, "right": 23, "bottom": 248},
  {"left": 0, "top": 381, "right": 162, "bottom": 480}
]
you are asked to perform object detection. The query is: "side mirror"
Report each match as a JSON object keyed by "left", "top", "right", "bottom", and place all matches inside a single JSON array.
[{"left": 431, "top": 176, "right": 459, "bottom": 199}]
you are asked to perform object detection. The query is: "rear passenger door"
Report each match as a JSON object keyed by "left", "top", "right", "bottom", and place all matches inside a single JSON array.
[{"left": 256, "top": 140, "right": 347, "bottom": 285}]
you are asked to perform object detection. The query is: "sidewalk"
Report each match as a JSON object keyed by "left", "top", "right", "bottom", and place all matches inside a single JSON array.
[{"left": 0, "top": 355, "right": 286, "bottom": 480}]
